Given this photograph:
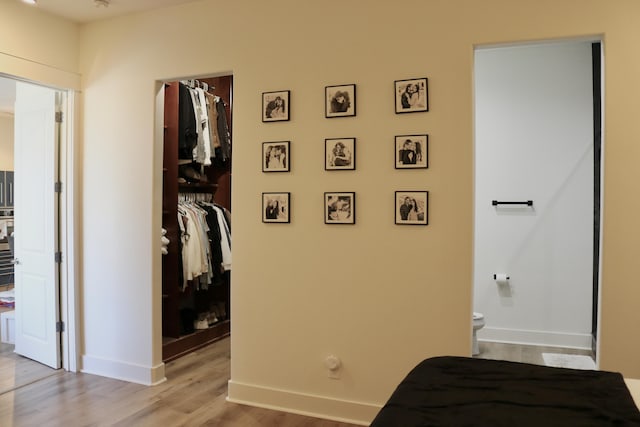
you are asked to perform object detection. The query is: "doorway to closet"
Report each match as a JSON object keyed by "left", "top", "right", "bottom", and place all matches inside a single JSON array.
[
  {"left": 472, "top": 39, "right": 603, "bottom": 368},
  {"left": 0, "top": 74, "right": 70, "bottom": 393},
  {"left": 158, "top": 74, "right": 232, "bottom": 363}
]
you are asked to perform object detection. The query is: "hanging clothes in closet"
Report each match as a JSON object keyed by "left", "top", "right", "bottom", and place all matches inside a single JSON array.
[
  {"left": 177, "top": 80, "right": 231, "bottom": 178},
  {"left": 177, "top": 195, "right": 231, "bottom": 292}
]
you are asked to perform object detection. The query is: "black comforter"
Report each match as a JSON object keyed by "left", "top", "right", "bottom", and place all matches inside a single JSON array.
[{"left": 370, "top": 356, "right": 640, "bottom": 426}]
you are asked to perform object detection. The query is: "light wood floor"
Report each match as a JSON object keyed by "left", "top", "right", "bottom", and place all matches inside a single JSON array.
[
  {"left": 0, "top": 337, "right": 361, "bottom": 427},
  {"left": 475, "top": 340, "right": 595, "bottom": 365},
  {"left": 0, "top": 342, "right": 57, "bottom": 395},
  {"left": 0, "top": 338, "right": 597, "bottom": 426}
]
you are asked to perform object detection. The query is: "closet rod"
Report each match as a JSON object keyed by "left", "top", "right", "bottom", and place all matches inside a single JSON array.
[{"left": 180, "top": 79, "right": 215, "bottom": 92}]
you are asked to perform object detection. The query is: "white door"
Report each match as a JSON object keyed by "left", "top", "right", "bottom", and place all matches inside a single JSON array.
[{"left": 13, "top": 82, "right": 61, "bottom": 369}]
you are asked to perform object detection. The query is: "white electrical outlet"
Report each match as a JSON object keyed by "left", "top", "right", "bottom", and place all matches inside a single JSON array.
[{"left": 325, "top": 355, "right": 341, "bottom": 379}]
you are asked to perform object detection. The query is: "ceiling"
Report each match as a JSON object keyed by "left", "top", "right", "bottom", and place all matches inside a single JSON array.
[
  {"left": 1, "top": 0, "right": 200, "bottom": 113},
  {"left": 25, "top": 0, "right": 200, "bottom": 23}
]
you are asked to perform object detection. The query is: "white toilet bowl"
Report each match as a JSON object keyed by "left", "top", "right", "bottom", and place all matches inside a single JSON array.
[{"left": 472, "top": 312, "right": 485, "bottom": 356}]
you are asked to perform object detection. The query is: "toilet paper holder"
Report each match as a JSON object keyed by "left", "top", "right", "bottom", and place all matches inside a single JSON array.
[{"left": 493, "top": 274, "right": 510, "bottom": 280}]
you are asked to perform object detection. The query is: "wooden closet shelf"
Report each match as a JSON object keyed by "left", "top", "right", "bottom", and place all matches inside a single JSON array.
[{"left": 178, "top": 182, "right": 218, "bottom": 192}]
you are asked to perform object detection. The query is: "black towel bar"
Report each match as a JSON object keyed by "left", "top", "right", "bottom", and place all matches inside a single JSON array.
[{"left": 492, "top": 200, "right": 533, "bottom": 206}]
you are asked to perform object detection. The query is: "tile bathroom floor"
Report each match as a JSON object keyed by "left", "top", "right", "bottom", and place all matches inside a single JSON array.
[{"left": 475, "top": 341, "right": 595, "bottom": 366}]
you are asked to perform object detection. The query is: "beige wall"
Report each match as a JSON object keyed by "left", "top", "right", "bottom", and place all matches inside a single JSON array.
[
  {"left": 1, "top": 0, "right": 629, "bottom": 423},
  {"left": 76, "top": 0, "right": 640, "bottom": 422},
  {"left": 0, "top": 114, "right": 14, "bottom": 171},
  {"left": 4, "top": 0, "right": 640, "bottom": 422},
  {"left": 0, "top": 1, "right": 79, "bottom": 89}
]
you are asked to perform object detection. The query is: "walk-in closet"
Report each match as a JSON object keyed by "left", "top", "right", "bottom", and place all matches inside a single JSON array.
[{"left": 161, "top": 75, "right": 232, "bottom": 361}]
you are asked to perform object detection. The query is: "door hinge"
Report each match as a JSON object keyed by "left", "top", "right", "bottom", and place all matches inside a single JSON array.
[
  {"left": 56, "top": 321, "right": 65, "bottom": 333},
  {"left": 55, "top": 251, "right": 62, "bottom": 263},
  {"left": 55, "top": 111, "right": 63, "bottom": 123},
  {"left": 54, "top": 181, "right": 62, "bottom": 193}
]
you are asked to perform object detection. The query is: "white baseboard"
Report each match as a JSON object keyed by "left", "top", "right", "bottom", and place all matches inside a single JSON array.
[
  {"left": 227, "top": 380, "right": 380, "bottom": 426},
  {"left": 81, "top": 354, "right": 166, "bottom": 386},
  {"left": 478, "top": 326, "right": 592, "bottom": 349}
]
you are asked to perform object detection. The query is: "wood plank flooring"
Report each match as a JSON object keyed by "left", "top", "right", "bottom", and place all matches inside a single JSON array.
[
  {"left": 0, "top": 342, "right": 57, "bottom": 395},
  {"left": 0, "top": 337, "right": 361, "bottom": 427},
  {"left": 0, "top": 337, "right": 597, "bottom": 426}
]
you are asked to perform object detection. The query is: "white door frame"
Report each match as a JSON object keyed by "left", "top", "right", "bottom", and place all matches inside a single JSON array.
[
  {"left": 57, "top": 88, "right": 78, "bottom": 372},
  {"left": 0, "top": 57, "right": 79, "bottom": 372}
]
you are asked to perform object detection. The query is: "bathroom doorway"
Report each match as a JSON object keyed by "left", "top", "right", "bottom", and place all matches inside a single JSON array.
[{"left": 472, "top": 39, "right": 603, "bottom": 367}]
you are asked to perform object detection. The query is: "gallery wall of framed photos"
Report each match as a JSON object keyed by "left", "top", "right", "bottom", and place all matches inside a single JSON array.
[{"left": 260, "top": 77, "right": 430, "bottom": 226}]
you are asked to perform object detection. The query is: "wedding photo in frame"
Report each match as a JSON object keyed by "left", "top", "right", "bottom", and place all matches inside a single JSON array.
[
  {"left": 262, "top": 90, "right": 290, "bottom": 122},
  {"left": 395, "top": 78, "right": 429, "bottom": 113},
  {"left": 325, "top": 138, "right": 355, "bottom": 170},
  {"left": 395, "top": 191, "right": 428, "bottom": 225},
  {"left": 262, "top": 192, "right": 290, "bottom": 223},
  {"left": 263, "top": 141, "right": 290, "bottom": 172},
  {"left": 395, "top": 134, "right": 428, "bottom": 169},
  {"left": 325, "top": 84, "right": 356, "bottom": 118},
  {"left": 325, "top": 192, "right": 355, "bottom": 224}
]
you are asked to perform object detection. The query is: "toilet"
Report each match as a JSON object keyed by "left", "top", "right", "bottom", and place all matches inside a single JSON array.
[{"left": 472, "top": 312, "right": 485, "bottom": 356}]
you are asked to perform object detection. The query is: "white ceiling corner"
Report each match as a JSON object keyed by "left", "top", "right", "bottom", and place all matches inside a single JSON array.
[{"left": 25, "top": 0, "right": 201, "bottom": 24}]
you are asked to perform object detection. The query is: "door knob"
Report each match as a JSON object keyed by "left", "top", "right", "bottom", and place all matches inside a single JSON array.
[{"left": 10, "top": 258, "right": 19, "bottom": 265}]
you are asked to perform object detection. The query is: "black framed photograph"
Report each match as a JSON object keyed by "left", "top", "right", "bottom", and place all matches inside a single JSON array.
[
  {"left": 325, "top": 84, "right": 356, "bottom": 118},
  {"left": 263, "top": 141, "right": 290, "bottom": 172},
  {"left": 325, "top": 138, "right": 355, "bottom": 170},
  {"left": 395, "top": 134, "right": 428, "bottom": 169},
  {"left": 262, "top": 90, "right": 290, "bottom": 122},
  {"left": 395, "top": 191, "right": 428, "bottom": 225},
  {"left": 262, "top": 192, "right": 290, "bottom": 223},
  {"left": 395, "top": 78, "right": 429, "bottom": 113},
  {"left": 325, "top": 192, "right": 355, "bottom": 224}
]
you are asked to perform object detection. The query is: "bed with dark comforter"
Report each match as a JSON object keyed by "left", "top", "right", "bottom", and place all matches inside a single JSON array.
[{"left": 370, "top": 356, "right": 640, "bottom": 426}]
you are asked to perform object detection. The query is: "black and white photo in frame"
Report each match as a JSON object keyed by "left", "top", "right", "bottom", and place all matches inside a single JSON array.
[
  {"left": 263, "top": 192, "right": 290, "bottom": 223},
  {"left": 395, "top": 78, "right": 429, "bottom": 113},
  {"left": 263, "top": 141, "right": 290, "bottom": 172},
  {"left": 395, "top": 191, "right": 428, "bottom": 225},
  {"left": 324, "top": 192, "right": 355, "bottom": 224},
  {"left": 325, "top": 138, "right": 355, "bottom": 170},
  {"left": 325, "top": 84, "right": 356, "bottom": 118},
  {"left": 262, "top": 90, "right": 290, "bottom": 122},
  {"left": 395, "top": 134, "right": 428, "bottom": 169}
]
